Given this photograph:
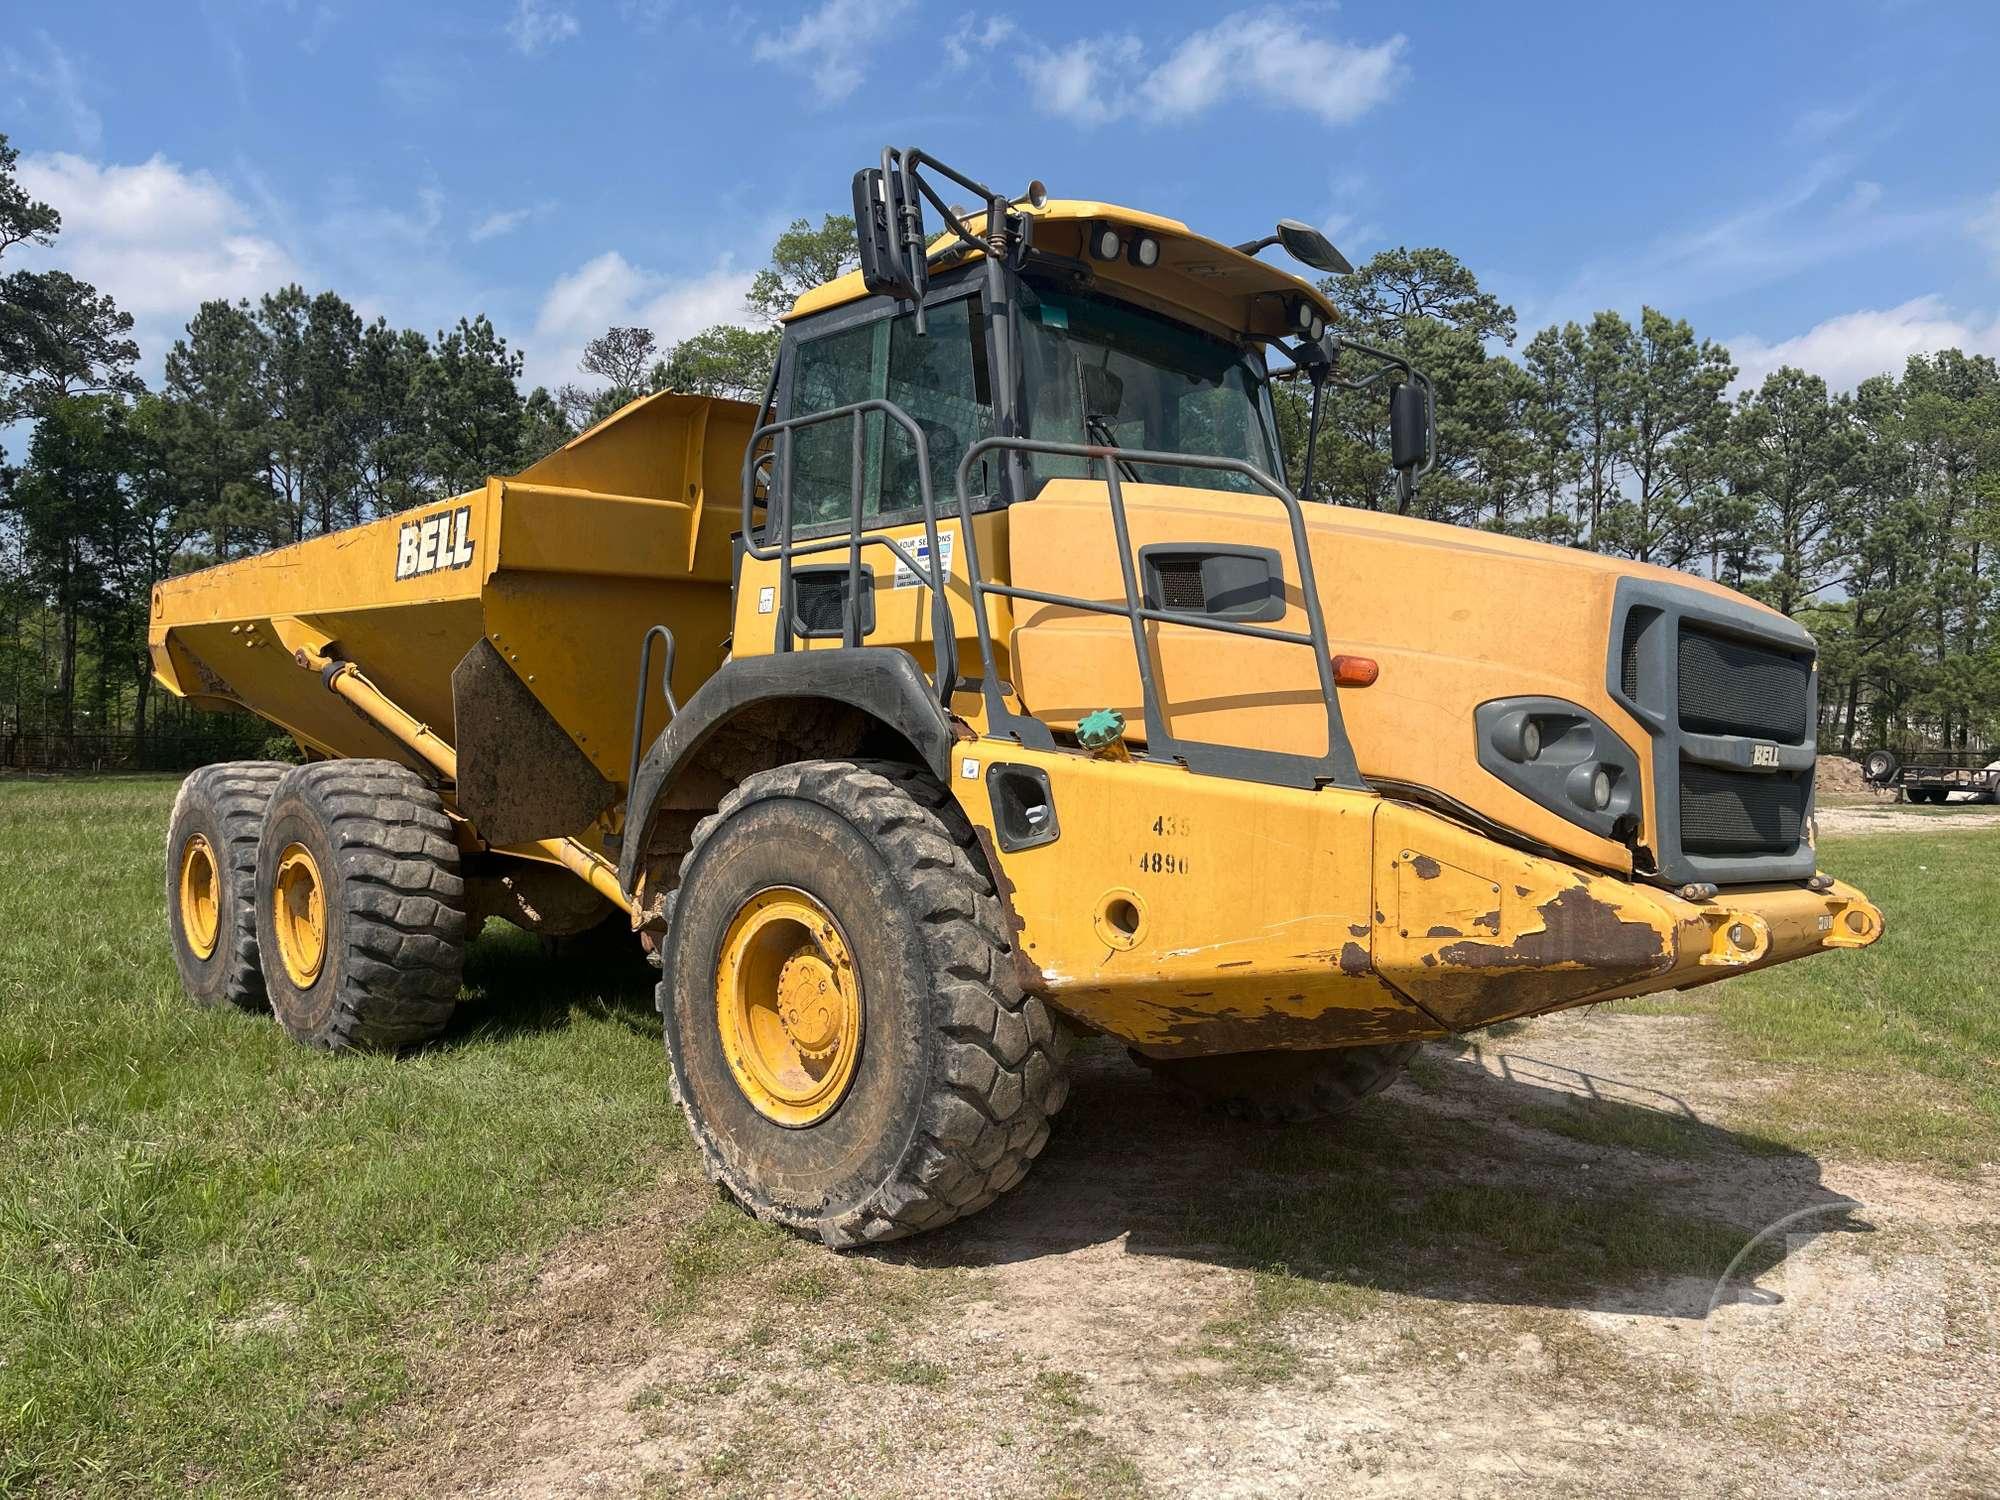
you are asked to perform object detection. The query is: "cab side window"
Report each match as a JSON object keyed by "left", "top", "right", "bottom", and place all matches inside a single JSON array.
[
  {"left": 787, "top": 318, "right": 886, "bottom": 530},
  {"left": 883, "top": 297, "right": 993, "bottom": 507},
  {"left": 784, "top": 293, "right": 993, "bottom": 530}
]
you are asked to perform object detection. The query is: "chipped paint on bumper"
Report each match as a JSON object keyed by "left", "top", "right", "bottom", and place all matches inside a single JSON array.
[{"left": 956, "top": 741, "right": 1885, "bottom": 1059}]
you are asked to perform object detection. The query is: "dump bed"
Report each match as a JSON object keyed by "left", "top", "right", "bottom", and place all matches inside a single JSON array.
[{"left": 150, "top": 391, "right": 757, "bottom": 815}]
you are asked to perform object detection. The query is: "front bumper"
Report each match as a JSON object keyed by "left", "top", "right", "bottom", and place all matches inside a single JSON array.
[
  {"left": 961, "top": 742, "right": 1884, "bottom": 1058},
  {"left": 1367, "top": 801, "right": 1884, "bottom": 1034}
]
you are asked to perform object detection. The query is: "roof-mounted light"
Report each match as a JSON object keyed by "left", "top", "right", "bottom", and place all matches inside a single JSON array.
[
  {"left": 1128, "top": 233, "right": 1160, "bottom": 269},
  {"left": 1089, "top": 224, "right": 1123, "bottom": 262}
]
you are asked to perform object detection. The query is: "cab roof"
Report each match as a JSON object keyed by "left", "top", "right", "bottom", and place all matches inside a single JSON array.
[{"left": 785, "top": 198, "right": 1340, "bottom": 345}]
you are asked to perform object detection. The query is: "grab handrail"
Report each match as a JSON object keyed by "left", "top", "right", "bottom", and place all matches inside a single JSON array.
[{"left": 740, "top": 399, "right": 954, "bottom": 677}]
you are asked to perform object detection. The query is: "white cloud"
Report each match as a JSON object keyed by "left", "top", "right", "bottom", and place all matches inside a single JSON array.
[
  {"left": 470, "top": 207, "right": 533, "bottom": 243},
  {"left": 1790, "top": 98, "right": 1865, "bottom": 144},
  {"left": 526, "top": 250, "right": 754, "bottom": 389},
  {"left": 1020, "top": 10, "right": 1405, "bottom": 128},
  {"left": 753, "top": 0, "right": 915, "bottom": 106},
  {"left": 15, "top": 152, "right": 298, "bottom": 323},
  {"left": 4, "top": 34, "right": 102, "bottom": 150},
  {"left": 1729, "top": 296, "right": 2000, "bottom": 394},
  {"left": 1025, "top": 34, "right": 1141, "bottom": 125},
  {"left": 10, "top": 151, "right": 300, "bottom": 385},
  {"left": 505, "top": 0, "right": 580, "bottom": 57},
  {"left": 1522, "top": 161, "right": 1962, "bottom": 335},
  {"left": 945, "top": 13, "right": 1016, "bottom": 69}
]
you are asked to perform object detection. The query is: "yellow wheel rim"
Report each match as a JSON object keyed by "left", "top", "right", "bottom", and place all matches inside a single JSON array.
[
  {"left": 715, "top": 887, "right": 862, "bottom": 1127},
  {"left": 178, "top": 834, "right": 221, "bottom": 960},
  {"left": 271, "top": 842, "right": 327, "bottom": 989}
]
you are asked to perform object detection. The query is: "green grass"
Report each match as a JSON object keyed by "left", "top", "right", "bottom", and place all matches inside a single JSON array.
[
  {"left": 0, "top": 776, "right": 684, "bottom": 1497},
  {"left": 1632, "top": 827, "right": 2000, "bottom": 1165},
  {"left": 0, "top": 779, "right": 1991, "bottom": 1494}
]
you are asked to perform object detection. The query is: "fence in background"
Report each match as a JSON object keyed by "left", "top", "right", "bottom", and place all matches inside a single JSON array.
[{"left": 0, "top": 727, "right": 284, "bottom": 775}]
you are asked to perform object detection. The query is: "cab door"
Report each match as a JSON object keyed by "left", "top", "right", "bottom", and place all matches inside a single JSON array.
[{"left": 733, "top": 287, "right": 1015, "bottom": 690}]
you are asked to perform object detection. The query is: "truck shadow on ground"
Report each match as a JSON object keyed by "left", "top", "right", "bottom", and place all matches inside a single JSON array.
[
  {"left": 447, "top": 927, "right": 662, "bottom": 1046},
  {"left": 445, "top": 940, "right": 1867, "bottom": 1323},
  {"left": 892, "top": 1036, "right": 1870, "bottom": 1321}
]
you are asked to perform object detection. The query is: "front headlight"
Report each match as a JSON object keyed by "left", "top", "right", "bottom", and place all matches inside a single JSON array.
[{"left": 1476, "top": 697, "right": 1642, "bottom": 842}]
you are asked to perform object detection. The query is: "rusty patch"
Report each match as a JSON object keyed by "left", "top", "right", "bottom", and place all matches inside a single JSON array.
[
  {"left": 1432, "top": 884, "right": 1669, "bottom": 975},
  {"left": 1396, "top": 882, "right": 1676, "bottom": 1031},
  {"left": 1410, "top": 854, "right": 1442, "bottom": 880},
  {"left": 1348, "top": 922, "right": 1371, "bottom": 938},
  {"left": 1338, "top": 941, "right": 1371, "bottom": 976},
  {"left": 1136, "top": 998, "right": 1438, "bottom": 1056},
  {"left": 1474, "top": 908, "right": 1501, "bottom": 933},
  {"left": 1425, "top": 925, "right": 1461, "bottom": 938}
]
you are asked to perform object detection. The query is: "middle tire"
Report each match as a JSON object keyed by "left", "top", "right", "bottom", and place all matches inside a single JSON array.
[
  {"left": 661, "top": 758, "right": 1069, "bottom": 1247},
  {"left": 255, "top": 759, "right": 468, "bottom": 1051}
]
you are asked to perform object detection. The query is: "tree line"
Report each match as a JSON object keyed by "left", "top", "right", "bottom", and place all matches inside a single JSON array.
[{"left": 3, "top": 129, "right": 1994, "bottom": 764}]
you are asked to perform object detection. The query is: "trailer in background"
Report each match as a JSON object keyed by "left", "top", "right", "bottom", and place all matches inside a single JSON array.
[{"left": 1861, "top": 747, "right": 2000, "bottom": 804}]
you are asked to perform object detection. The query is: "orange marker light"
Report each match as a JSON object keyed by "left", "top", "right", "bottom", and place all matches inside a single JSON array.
[{"left": 1332, "top": 654, "right": 1379, "bottom": 688}]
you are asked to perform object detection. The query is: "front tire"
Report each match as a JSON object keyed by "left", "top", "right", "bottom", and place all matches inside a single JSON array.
[
  {"left": 661, "top": 759, "right": 1068, "bottom": 1247},
  {"left": 255, "top": 760, "right": 467, "bottom": 1051},
  {"left": 1137, "top": 1041, "right": 1420, "bottom": 1124}
]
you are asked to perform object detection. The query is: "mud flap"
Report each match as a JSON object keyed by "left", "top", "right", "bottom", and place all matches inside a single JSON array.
[{"left": 452, "top": 637, "right": 617, "bottom": 845}]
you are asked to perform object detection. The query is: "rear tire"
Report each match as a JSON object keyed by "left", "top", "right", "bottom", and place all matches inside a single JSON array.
[
  {"left": 165, "top": 760, "right": 289, "bottom": 1010},
  {"left": 661, "top": 759, "right": 1069, "bottom": 1247},
  {"left": 255, "top": 760, "right": 467, "bottom": 1051},
  {"left": 1137, "top": 1041, "right": 1420, "bottom": 1124}
]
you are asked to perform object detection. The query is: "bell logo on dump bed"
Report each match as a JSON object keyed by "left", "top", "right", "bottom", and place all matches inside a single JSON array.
[{"left": 395, "top": 506, "right": 476, "bottom": 581}]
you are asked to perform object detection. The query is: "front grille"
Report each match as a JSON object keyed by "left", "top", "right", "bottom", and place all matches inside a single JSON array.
[
  {"left": 1620, "top": 613, "right": 1645, "bottom": 700},
  {"left": 1678, "top": 627, "right": 1810, "bottom": 743},
  {"left": 1679, "top": 763, "right": 1810, "bottom": 855},
  {"left": 1611, "top": 582, "right": 1820, "bottom": 884}
]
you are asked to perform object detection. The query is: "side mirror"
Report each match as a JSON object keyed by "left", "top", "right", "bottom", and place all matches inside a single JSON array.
[
  {"left": 1275, "top": 219, "right": 1353, "bottom": 276},
  {"left": 1390, "top": 380, "right": 1430, "bottom": 472},
  {"left": 852, "top": 168, "right": 919, "bottom": 300}
]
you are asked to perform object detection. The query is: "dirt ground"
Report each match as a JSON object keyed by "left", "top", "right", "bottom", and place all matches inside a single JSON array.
[
  {"left": 1816, "top": 802, "right": 2000, "bottom": 836},
  {"left": 317, "top": 1011, "right": 2000, "bottom": 1500}
]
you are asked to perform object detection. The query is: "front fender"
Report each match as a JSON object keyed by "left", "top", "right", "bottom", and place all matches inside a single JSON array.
[{"left": 616, "top": 649, "right": 954, "bottom": 898}]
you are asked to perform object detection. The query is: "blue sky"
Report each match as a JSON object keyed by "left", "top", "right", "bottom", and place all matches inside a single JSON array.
[{"left": 7, "top": 0, "right": 1999, "bottom": 398}]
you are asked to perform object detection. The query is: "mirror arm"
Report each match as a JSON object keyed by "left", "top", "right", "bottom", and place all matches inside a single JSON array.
[{"left": 1300, "top": 366, "right": 1327, "bottom": 503}]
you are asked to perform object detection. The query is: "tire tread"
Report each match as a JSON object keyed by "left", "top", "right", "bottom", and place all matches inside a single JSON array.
[{"left": 664, "top": 758, "right": 1069, "bottom": 1248}]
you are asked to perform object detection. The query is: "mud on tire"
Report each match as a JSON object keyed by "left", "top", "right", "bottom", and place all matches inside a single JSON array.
[
  {"left": 661, "top": 758, "right": 1070, "bottom": 1248},
  {"left": 255, "top": 759, "right": 467, "bottom": 1051},
  {"left": 1137, "top": 1041, "right": 1420, "bottom": 1124},
  {"left": 165, "top": 760, "right": 290, "bottom": 1010}
]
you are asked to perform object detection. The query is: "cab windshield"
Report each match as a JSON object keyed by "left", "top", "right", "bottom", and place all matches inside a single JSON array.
[{"left": 1018, "top": 286, "right": 1283, "bottom": 495}]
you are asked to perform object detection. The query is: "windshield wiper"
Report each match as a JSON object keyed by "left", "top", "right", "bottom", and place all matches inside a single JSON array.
[
  {"left": 1076, "top": 359, "right": 1143, "bottom": 483},
  {"left": 1083, "top": 414, "right": 1144, "bottom": 483}
]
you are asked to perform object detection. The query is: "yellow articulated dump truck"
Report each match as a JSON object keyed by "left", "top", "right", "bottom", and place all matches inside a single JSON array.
[{"left": 151, "top": 149, "right": 1883, "bottom": 1246}]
